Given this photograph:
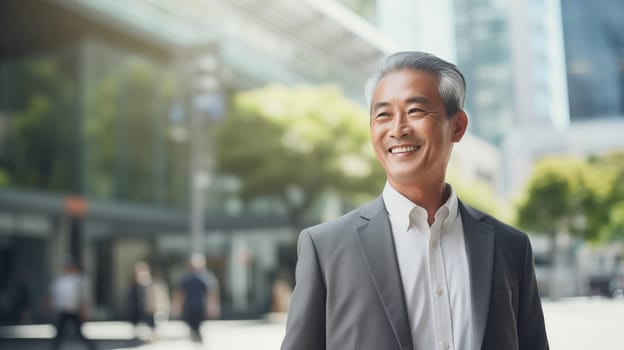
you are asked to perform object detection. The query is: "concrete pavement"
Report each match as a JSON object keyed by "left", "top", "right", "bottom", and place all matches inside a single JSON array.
[
  {"left": 114, "top": 319, "right": 285, "bottom": 350},
  {"left": 542, "top": 297, "right": 624, "bottom": 350},
  {"left": 0, "top": 315, "right": 286, "bottom": 350},
  {"left": 2, "top": 299, "right": 624, "bottom": 349}
]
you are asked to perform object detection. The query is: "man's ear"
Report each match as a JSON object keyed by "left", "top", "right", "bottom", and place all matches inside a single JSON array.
[{"left": 451, "top": 111, "right": 468, "bottom": 142}]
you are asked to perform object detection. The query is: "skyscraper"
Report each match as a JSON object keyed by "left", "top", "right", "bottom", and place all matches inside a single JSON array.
[
  {"left": 375, "top": 0, "right": 456, "bottom": 61},
  {"left": 454, "top": 0, "right": 515, "bottom": 146},
  {"left": 561, "top": 0, "right": 624, "bottom": 121},
  {"left": 453, "top": 0, "right": 568, "bottom": 146}
]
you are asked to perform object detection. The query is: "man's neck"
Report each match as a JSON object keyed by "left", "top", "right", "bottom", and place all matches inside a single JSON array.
[{"left": 388, "top": 180, "right": 449, "bottom": 226}]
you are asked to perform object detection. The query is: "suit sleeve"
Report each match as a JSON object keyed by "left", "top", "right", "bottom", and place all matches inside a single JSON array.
[
  {"left": 280, "top": 230, "right": 326, "bottom": 350},
  {"left": 517, "top": 236, "right": 550, "bottom": 350}
]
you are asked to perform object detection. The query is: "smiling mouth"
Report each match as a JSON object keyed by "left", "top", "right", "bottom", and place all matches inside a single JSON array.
[{"left": 389, "top": 145, "right": 420, "bottom": 154}]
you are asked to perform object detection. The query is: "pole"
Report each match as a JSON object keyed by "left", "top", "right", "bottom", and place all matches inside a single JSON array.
[
  {"left": 190, "top": 130, "right": 207, "bottom": 254},
  {"left": 184, "top": 42, "right": 221, "bottom": 255}
]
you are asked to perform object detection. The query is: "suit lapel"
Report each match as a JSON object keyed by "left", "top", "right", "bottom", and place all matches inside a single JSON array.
[
  {"left": 355, "top": 197, "right": 413, "bottom": 350},
  {"left": 459, "top": 201, "right": 494, "bottom": 350}
]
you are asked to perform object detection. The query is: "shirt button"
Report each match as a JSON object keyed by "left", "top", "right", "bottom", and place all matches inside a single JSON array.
[
  {"left": 436, "top": 287, "right": 444, "bottom": 295},
  {"left": 431, "top": 240, "right": 438, "bottom": 248},
  {"left": 441, "top": 341, "right": 450, "bottom": 350}
]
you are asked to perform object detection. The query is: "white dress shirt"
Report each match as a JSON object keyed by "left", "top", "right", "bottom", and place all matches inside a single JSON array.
[{"left": 383, "top": 183, "right": 473, "bottom": 350}]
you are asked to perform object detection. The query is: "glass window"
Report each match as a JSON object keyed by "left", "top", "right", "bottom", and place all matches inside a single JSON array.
[
  {"left": 0, "top": 46, "right": 79, "bottom": 192},
  {"left": 82, "top": 40, "right": 188, "bottom": 206}
]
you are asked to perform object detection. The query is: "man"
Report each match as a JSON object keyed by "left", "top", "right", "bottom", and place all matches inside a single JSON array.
[
  {"left": 172, "top": 253, "right": 221, "bottom": 343},
  {"left": 49, "top": 256, "right": 96, "bottom": 350},
  {"left": 281, "top": 51, "right": 548, "bottom": 350},
  {"left": 127, "top": 261, "right": 151, "bottom": 339}
]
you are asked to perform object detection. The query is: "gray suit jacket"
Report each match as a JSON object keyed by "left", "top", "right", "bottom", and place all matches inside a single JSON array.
[{"left": 281, "top": 197, "right": 548, "bottom": 350}]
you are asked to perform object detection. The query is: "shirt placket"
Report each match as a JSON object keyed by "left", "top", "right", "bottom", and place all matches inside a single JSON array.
[{"left": 428, "top": 220, "right": 455, "bottom": 350}]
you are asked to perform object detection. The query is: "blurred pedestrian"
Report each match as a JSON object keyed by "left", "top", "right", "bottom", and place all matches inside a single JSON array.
[
  {"left": 127, "top": 261, "right": 151, "bottom": 339},
  {"left": 270, "top": 271, "right": 292, "bottom": 314},
  {"left": 172, "top": 253, "right": 220, "bottom": 343},
  {"left": 146, "top": 267, "right": 170, "bottom": 336},
  {"left": 48, "top": 256, "right": 96, "bottom": 350}
]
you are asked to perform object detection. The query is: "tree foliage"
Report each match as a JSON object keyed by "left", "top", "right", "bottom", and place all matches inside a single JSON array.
[
  {"left": 3, "top": 49, "right": 186, "bottom": 206},
  {"left": 84, "top": 58, "right": 180, "bottom": 204},
  {"left": 8, "top": 58, "right": 76, "bottom": 192},
  {"left": 516, "top": 152, "right": 624, "bottom": 242},
  {"left": 587, "top": 152, "right": 624, "bottom": 241},
  {"left": 215, "top": 84, "right": 385, "bottom": 227}
]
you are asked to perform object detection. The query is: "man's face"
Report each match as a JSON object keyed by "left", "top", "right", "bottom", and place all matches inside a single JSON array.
[{"left": 369, "top": 69, "right": 467, "bottom": 189}]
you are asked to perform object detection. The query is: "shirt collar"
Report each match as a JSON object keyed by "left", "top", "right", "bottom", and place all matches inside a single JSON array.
[
  {"left": 439, "top": 185, "right": 458, "bottom": 231},
  {"left": 382, "top": 182, "right": 459, "bottom": 231}
]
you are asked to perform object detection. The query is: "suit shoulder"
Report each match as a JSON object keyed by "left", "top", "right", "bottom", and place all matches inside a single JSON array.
[
  {"left": 465, "top": 204, "right": 530, "bottom": 243},
  {"left": 304, "top": 206, "right": 364, "bottom": 241},
  {"left": 303, "top": 195, "right": 387, "bottom": 243}
]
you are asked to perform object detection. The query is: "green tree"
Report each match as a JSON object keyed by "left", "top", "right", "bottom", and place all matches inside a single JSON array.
[
  {"left": 215, "top": 84, "right": 385, "bottom": 230},
  {"left": 516, "top": 156, "right": 598, "bottom": 238},
  {"left": 607, "top": 202, "right": 624, "bottom": 241},
  {"left": 85, "top": 55, "right": 183, "bottom": 206},
  {"left": 515, "top": 155, "right": 613, "bottom": 296},
  {"left": 517, "top": 153, "right": 624, "bottom": 243},
  {"left": 0, "top": 169, "right": 8, "bottom": 187},
  {"left": 587, "top": 152, "right": 624, "bottom": 241},
  {"left": 8, "top": 58, "right": 76, "bottom": 192}
]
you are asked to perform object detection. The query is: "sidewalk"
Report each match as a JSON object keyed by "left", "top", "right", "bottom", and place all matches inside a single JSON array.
[
  {"left": 117, "top": 316, "right": 286, "bottom": 350},
  {"left": 0, "top": 314, "right": 287, "bottom": 350},
  {"left": 4, "top": 299, "right": 624, "bottom": 349}
]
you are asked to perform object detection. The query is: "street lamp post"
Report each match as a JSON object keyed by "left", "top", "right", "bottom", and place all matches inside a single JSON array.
[{"left": 180, "top": 42, "right": 223, "bottom": 254}]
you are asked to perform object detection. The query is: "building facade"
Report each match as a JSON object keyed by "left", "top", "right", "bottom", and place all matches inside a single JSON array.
[
  {"left": 0, "top": 0, "right": 393, "bottom": 322},
  {"left": 561, "top": 0, "right": 624, "bottom": 121}
]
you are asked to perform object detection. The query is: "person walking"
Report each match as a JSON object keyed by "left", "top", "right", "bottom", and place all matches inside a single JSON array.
[
  {"left": 173, "top": 253, "right": 221, "bottom": 343},
  {"left": 145, "top": 267, "right": 171, "bottom": 338},
  {"left": 49, "top": 256, "right": 96, "bottom": 350},
  {"left": 127, "top": 261, "right": 151, "bottom": 340}
]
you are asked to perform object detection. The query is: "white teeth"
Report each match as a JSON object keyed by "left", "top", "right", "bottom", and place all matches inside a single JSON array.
[{"left": 390, "top": 146, "right": 418, "bottom": 154}]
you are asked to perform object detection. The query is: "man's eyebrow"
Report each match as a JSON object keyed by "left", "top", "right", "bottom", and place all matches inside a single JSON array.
[
  {"left": 372, "top": 96, "right": 433, "bottom": 113},
  {"left": 405, "top": 96, "right": 432, "bottom": 107},
  {"left": 372, "top": 101, "right": 390, "bottom": 113}
]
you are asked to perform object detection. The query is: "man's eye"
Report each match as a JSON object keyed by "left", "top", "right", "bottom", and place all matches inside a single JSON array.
[
  {"left": 375, "top": 112, "right": 390, "bottom": 119},
  {"left": 409, "top": 109, "right": 433, "bottom": 119}
]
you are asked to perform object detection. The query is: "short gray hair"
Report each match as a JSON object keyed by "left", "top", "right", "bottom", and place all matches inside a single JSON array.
[{"left": 365, "top": 51, "right": 466, "bottom": 118}]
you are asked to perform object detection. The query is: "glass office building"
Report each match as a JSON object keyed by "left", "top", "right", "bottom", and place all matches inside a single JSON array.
[
  {"left": 561, "top": 0, "right": 624, "bottom": 120},
  {"left": 0, "top": 0, "right": 391, "bottom": 321},
  {"left": 454, "top": 0, "right": 515, "bottom": 147}
]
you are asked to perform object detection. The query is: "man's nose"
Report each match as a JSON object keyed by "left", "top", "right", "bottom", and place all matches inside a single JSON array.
[{"left": 390, "top": 113, "right": 411, "bottom": 138}]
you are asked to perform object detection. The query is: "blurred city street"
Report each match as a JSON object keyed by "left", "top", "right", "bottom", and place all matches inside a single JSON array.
[
  {"left": 1, "top": 298, "right": 624, "bottom": 349},
  {"left": 0, "top": 316, "right": 286, "bottom": 350}
]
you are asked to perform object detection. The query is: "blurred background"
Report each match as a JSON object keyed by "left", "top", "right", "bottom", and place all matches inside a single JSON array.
[{"left": 0, "top": 0, "right": 623, "bottom": 347}]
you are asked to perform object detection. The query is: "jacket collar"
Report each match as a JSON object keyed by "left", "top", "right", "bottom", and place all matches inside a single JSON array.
[
  {"left": 356, "top": 196, "right": 413, "bottom": 350},
  {"left": 458, "top": 201, "right": 494, "bottom": 349}
]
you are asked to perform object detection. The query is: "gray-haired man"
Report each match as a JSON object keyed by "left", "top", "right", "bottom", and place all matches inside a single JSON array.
[{"left": 281, "top": 51, "right": 548, "bottom": 350}]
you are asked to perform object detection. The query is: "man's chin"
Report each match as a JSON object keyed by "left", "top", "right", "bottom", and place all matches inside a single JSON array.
[{"left": 387, "top": 172, "right": 422, "bottom": 186}]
